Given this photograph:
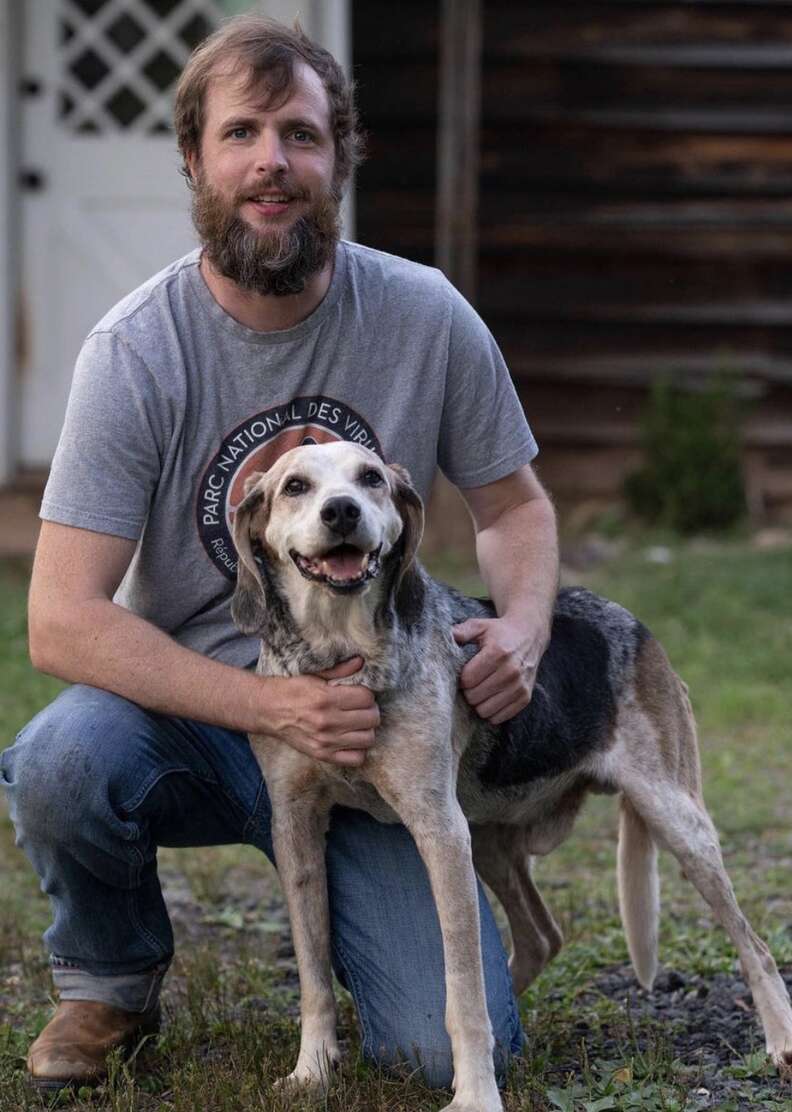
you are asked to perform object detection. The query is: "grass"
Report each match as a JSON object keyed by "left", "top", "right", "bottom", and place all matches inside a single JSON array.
[{"left": 1, "top": 535, "right": 791, "bottom": 1111}]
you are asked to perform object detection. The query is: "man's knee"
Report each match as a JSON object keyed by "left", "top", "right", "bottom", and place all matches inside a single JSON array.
[
  {"left": 363, "top": 1001, "right": 519, "bottom": 1089},
  {"left": 1, "top": 685, "right": 149, "bottom": 843},
  {"left": 365, "top": 1015, "right": 456, "bottom": 1089}
]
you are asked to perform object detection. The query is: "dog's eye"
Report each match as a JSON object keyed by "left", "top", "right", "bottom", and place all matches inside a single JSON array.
[
  {"left": 284, "top": 477, "right": 309, "bottom": 496},
  {"left": 361, "top": 469, "right": 384, "bottom": 487}
]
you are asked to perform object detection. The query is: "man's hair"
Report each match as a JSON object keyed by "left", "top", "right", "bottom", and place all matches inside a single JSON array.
[{"left": 174, "top": 15, "right": 365, "bottom": 192}]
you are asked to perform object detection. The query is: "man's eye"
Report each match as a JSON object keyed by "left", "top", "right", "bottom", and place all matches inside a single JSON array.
[
  {"left": 284, "top": 477, "right": 309, "bottom": 496},
  {"left": 229, "top": 127, "right": 249, "bottom": 139},
  {"left": 361, "top": 469, "right": 384, "bottom": 487},
  {"left": 292, "top": 129, "right": 312, "bottom": 143}
]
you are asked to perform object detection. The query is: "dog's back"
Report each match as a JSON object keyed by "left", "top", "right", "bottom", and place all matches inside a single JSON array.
[{"left": 443, "top": 584, "right": 661, "bottom": 825}]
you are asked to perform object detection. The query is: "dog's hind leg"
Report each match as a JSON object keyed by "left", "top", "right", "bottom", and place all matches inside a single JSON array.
[
  {"left": 471, "top": 824, "right": 563, "bottom": 995},
  {"left": 616, "top": 639, "right": 792, "bottom": 1072},
  {"left": 620, "top": 768, "right": 792, "bottom": 1075},
  {"left": 269, "top": 788, "right": 340, "bottom": 1090}
]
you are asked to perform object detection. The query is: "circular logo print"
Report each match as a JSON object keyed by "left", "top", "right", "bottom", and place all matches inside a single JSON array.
[{"left": 197, "top": 397, "right": 380, "bottom": 579}]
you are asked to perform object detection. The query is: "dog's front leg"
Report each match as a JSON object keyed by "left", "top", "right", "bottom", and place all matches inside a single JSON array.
[
  {"left": 270, "top": 788, "right": 340, "bottom": 1090},
  {"left": 411, "top": 802, "right": 503, "bottom": 1112},
  {"left": 374, "top": 777, "right": 503, "bottom": 1112}
]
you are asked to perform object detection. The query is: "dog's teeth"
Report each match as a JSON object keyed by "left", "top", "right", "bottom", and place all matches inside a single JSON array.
[{"left": 292, "top": 544, "right": 382, "bottom": 590}]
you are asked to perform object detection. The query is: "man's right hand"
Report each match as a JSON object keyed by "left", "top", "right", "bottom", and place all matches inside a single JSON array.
[{"left": 260, "top": 657, "right": 379, "bottom": 767}]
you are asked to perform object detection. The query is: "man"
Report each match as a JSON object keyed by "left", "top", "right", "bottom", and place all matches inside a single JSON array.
[{"left": 1, "top": 15, "right": 558, "bottom": 1094}]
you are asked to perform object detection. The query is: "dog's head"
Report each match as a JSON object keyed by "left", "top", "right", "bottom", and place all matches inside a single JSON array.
[{"left": 231, "top": 442, "right": 424, "bottom": 634}]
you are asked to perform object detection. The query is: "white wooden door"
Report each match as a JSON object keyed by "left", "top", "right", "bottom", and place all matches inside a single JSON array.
[{"left": 18, "top": 0, "right": 252, "bottom": 467}]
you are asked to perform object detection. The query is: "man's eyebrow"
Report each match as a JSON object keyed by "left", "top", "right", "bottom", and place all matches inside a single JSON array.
[
  {"left": 218, "top": 111, "right": 325, "bottom": 134},
  {"left": 280, "top": 116, "right": 321, "bottom": 130},
  {"left": 263, "top": 114, "right": 326, "bottom": 135},
  {"left": 217, "top": 115, "right": 259, "bottom": 133}
]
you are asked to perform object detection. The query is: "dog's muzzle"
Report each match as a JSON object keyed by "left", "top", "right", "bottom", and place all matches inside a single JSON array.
[{"left": 290, "top": 543, "right": 383, "bottom": 592}]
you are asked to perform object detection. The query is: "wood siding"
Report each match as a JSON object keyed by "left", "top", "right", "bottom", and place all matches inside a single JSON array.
[{"left": 353, "top": 3, "right": 792, "bottom": 519}]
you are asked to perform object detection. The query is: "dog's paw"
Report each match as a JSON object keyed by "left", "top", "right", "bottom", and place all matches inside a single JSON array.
[
  {"left": 273, "top": 1063, "right": 329, "bottom": 1098},
  {"left": 273, "top": 1069, "right": 326, "bottom": 1097},
  {"left": 440, "top": 1088, "right": 503, "bottom": 1112},
  {"left": 769, "top": 1042, "right": 792, "bottom": 1079},
  {"left": 273, "top": 1048, "right": 341, "bottom": 1095}
]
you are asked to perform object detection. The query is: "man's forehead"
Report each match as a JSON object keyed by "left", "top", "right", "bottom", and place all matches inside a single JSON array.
[{"left": 204, "top": 59, "right": 331, "bottom": 125}]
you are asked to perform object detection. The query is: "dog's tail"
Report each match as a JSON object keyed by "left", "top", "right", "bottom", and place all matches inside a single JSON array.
[{"left": 617, "top": 795, "right": 659, "bottom": 989}]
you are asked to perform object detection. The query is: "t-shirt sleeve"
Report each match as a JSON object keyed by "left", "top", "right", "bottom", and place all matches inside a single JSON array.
[
  {"left": 437, "top": 285, "right": 538, "bottom": 488},
  {"left": 40, "top": 330, "right": 170, "bottom": 539}
]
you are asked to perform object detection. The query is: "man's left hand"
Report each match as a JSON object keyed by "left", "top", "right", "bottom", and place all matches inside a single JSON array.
[{"left": 452, "top": 615, "right": 549, "bottom": 725}]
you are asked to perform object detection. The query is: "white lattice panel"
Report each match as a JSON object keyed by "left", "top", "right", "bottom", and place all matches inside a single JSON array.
[{"left": 59, "top": 0, "right": 228, "bottom": 133}]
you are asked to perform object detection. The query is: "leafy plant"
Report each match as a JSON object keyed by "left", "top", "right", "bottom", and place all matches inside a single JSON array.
[{"left": 625, "top": 377, "right": 746, "bottom": 534}]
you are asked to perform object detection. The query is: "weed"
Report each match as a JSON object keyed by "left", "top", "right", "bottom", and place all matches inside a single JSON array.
[{"left": 624, "top": 376, "right": 746, "bottom": 534}]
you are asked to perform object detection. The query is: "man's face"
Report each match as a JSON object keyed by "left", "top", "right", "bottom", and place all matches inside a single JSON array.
[{"left": 188, "top": 60, "right": 340, "bottom": 296}]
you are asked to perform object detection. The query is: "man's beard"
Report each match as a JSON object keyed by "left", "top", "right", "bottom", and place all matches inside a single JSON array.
[{"left": 192, "top": 173, "right": 341, "bottom": 297}]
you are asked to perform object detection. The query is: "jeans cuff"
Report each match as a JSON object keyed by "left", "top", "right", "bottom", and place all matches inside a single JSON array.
[{"left": 51, "top": 958, "right": 168, "bottom": 1013}]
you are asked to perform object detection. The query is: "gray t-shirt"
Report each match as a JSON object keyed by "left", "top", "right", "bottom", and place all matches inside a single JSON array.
[{"left": 41, "top": 240, "right": 537, "bottom": 667}]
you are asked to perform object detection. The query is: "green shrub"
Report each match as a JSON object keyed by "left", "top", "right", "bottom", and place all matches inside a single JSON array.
[{"left": 624, "top": 376, "right": 746, "bottom": 534}]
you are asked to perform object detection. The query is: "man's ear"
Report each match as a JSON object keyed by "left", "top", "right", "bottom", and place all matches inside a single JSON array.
[
  {"left": 185, "top": 148, "right": 199, "bottom": 185},
  {"left": 231, "top": 473, "right": 271, "bottom": 635},
  {"left": 387, "top": 463, "right": 425, "bottom": 623}
]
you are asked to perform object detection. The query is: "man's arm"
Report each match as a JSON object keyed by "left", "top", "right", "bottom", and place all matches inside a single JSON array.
[
  {"left": 28, "top": 521, "right": 378, "bottom": 766},
  {"left": 452, "top": 463, "right": 558, "bottom": 725}
]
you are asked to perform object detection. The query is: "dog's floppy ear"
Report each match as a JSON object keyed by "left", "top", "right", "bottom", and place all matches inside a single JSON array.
[
  {"left": 231, "top": 472, "right": 271, "bottom": 635},
  {"left": 388, "top": 463, "right": 425, "bottom": 622}
]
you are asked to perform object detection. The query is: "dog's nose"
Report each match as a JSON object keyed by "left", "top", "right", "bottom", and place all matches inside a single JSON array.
[{"left": 321, "top": 496, "right": 361, "bottom": 537}]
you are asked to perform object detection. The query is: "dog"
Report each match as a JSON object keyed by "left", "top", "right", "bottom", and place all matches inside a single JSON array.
[{"left": 231, "top": 440, "right": 792, "bottom": 1112}]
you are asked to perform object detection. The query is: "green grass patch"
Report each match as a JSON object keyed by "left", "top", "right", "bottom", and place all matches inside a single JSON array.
[{"left": 1, "top": 559, "right": 65, "bottom": 741}]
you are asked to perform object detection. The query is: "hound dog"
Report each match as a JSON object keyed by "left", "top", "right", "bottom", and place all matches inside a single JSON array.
[{"left": 231, "top": 440, "right": 792, "bottom": 1112}]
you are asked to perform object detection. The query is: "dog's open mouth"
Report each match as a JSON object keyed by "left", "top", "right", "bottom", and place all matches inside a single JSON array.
[{"left": 290, "top": 543, "right": 382, "bottom": 591}]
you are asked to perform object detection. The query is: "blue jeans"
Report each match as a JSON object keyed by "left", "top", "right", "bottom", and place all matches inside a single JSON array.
[{"left": 1, "top": 684, "right": 523, "bottom": 1087}]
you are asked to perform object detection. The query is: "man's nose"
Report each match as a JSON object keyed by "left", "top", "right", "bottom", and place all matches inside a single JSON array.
[
  {"left": 321, "top": 497, "right": 361, "bottom": 538},
  {"left": 254, "top": 130, "right": 288, "bottom": 175}
]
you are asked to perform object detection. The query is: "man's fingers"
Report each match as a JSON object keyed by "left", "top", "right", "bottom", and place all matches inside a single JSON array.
[
  {"left": 314, "top": 731, "right": 376, "bottom": 765},
  {"left": 316, "top": 702, "right": 379, "bottom": 733},
  {"left": 331, "top": 684, "right": 379, "bottom": 713},
  {"left": 316, "top": 656, "right": 364, "bottom": 681},
  {"left": 329, "top": 748, "right": 368, "bottom": 767},
  {"left": 339, "top": 709, "right": 380, "bottom": 733},
  {"left": 468, "top": 685, "right": 520, "bottom": 718},
  {"left": 461, "top": 664, "right": 536, "bottom": 718},
  {"left": 452, "top": 618, "right": 487, "bottom": 645},
  {"left": 461, "top": 670, "right": 505, "bottom": 706},
  {"left": 462, "top": 656, "right": 528, "bottom": 702},
  {"left": 459, "top": 646, "right": 516, "bottom": 692},
  {"left": 474, "top": 684, "right": 531, "bottom": 722},
  {"left": 489, "top": 695, "right": 532, "bottom": 725},
  {"left": 325, "top": 728, "right": 377, "bottom": 750}
]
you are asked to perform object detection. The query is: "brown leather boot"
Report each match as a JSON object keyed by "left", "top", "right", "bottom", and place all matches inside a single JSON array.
[{"left": 27, "top": 1000, "right": 160, "bottom": 1091}]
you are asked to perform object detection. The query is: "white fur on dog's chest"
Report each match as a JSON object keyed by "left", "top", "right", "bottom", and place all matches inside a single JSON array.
[
  {"left": 250, "top": 655, "right": 446, "bottom": 826},
  {"left": 250, "top": 723, "right": 404, "bottom": 824},
  {"left": 318, "top": 771, "right": 402, "bottom": 823}
]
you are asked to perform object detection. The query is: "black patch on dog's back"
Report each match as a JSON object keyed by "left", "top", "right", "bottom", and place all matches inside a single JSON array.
[{"left": 478, "top": 614, "right": 616, "bottom": 787}]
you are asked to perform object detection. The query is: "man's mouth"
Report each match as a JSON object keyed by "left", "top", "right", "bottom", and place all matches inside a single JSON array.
[
  {"left": 290, "top": 543, "right": 382, "bottom": 591},
  {"left": 246, "top": 190, "right": 305, "bottom": 215},
  {"left": 249, "top": 193, "right": 292, "bottom": 203}
]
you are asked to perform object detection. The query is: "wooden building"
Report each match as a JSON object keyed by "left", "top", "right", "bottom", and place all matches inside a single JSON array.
[{"left": 353, "top": 1, "right": 792, "bottom": 521}]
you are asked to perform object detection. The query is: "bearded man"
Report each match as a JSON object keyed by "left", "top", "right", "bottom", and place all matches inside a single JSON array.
[{"left": 2, "top": 15, "right": 558, "bottom": 1095}]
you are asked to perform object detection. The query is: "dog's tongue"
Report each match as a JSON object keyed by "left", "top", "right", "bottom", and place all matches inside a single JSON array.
[{"left": 321, "top": 549, "right": 366, "bottom": 580}]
